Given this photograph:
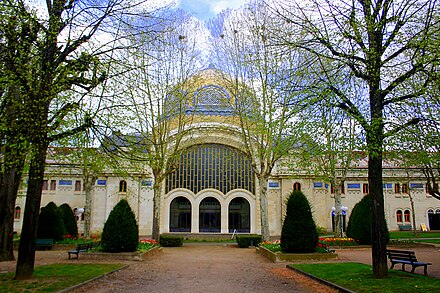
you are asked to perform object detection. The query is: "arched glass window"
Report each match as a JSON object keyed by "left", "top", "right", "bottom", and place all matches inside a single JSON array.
[
  {"left": 170, "top": 197, "right": 191, "bottom": 232},
  {"left": 404, "top": 210, "right": 411, "bottom": 222},
  {"left": 119, "top": 180, "right": 127, "bottom": 193},
  {"left": 199, "top": 197, "right": 221, "bottom": 232},
  {"left": 166, "top": 144, "right": 255, "bottom": 194},
  {"left": 14, "top": 206, "right": 21, "bottom": 219},
  {"left": 396, "top": 210, "right": 403, "bottom": 222},
  {"left": 394, "top": 183, "right": 400, "bottom": 193},
  {"left": 228, "top": 197, "right": 250, "bottom": 233},
  {"left": 428, "top": 209, "right": 434, "bottom": 214},
  {"left": 293, "top": 182, "right": 301, "bottom": 192}
]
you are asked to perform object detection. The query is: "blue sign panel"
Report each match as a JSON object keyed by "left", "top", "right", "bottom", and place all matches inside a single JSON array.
[
  {"left": 96, "top": 180, "right": 106, "bottom": 185},
  {"left": 59, "top": 180, "right": 72, "bottom": 186}
]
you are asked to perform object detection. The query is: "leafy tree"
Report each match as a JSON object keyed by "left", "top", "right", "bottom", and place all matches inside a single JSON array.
[
  {"left": 272, "top": 0, "right": 439, "bottom": 278},
  {"left": 58, "top": 203, "right": 77, "bottom": 238},
  {"left": 280, "top": 190, "right": 318, "bottom": 253},
  {"left": 0, "top": 0, "right": 153, "bottom": 280},
  {"left": 101, "top": 199, "right": 139, "bottom": 253},
  {"left": 112, "top": 8, "right": 202, "bottom": 241},
  {"left": 36, "top": 202, "right": 65, "bottom": 242},
  {"left": 208, "top": 2, "right": 304, "bottom": 241},
  {"left": 346, "top": 194, "right": 389, "bottom": 245}
]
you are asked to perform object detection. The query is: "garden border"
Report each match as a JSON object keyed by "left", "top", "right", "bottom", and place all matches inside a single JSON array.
[
  {"left": 256, "top": 246, "right": 338, "bottom": 262},
  {"left": 77, "top": 246, "right": 162, "bottom": 261}
]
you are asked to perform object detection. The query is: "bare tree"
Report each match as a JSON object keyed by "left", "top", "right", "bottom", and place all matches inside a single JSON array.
[
  {"left": 208, "top": 2, "right": 304, "bottom": 240},
  {"left": 271, "top": 0, "right": 439, "bottom": 278}
]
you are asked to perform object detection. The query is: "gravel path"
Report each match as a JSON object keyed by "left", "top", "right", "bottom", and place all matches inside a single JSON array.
[{"left": 68, "top": 244, "right": 336, "bottom": 293}]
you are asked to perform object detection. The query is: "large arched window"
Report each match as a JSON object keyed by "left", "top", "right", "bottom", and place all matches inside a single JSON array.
[
  {"left": 166, "top": 144, "right": 255, "bottom": 194},
  {"left": 228, "top": 197, "right": 250, "bottom": 233},
  {"left": 199, "top": 197, "right": 221, "bottom": 232},
  {"left": 169, "top": 197, "right": 191, "bottom": 232}
]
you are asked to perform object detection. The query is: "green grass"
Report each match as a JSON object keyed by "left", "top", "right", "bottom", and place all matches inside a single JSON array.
[
  {"left": 415, "top": 239, "right": 440, "bottom": 244},
  {"left": 289, "top": 263, "right": 440, "bottom": 292},
  {"left": 389, "top": 231, "right": 440, "bottom": 239},
  {"left": 0, "top": 263, "right": 125, "bottom": 293}
]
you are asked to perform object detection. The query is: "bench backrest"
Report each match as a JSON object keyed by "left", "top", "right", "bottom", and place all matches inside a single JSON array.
[
  {"left": 386, "top": 249, "right": 418, "bottom": 263},
  {"left": 36, "top": 239, "right": 54, "bottom": 245},
  {"left": 77, "top": 243, "right": 91, "bottom": 251}
]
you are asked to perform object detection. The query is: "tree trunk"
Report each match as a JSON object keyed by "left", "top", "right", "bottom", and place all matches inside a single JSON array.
[
  {"left": 0, "top": 164, "right": 23, "bottom": 261},
  {"left": 333, "top": 178, "right": 343, "bottom": 238},
  {"left": 258, "top": 176, "right": 270, "bottom": 241},
  {"left": 368, "top": 152, "right": 388, "bottom": 278},
  {"left": 152, "top": 181, "right": 162, "bottom": 241},
  {"left": 15, "top": 142, "right": 47, "bottom": 280},
  {"left": 83, "top": 175, "right": 95, "bottom": 239}
]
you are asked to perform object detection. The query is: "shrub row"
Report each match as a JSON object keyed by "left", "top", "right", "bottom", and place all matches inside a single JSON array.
[
  {"left": 236, "top": 234, "right": 262, "bottom": 248},
  {"left": 160, "top": 235, "right": 184, "bottom": 247}
]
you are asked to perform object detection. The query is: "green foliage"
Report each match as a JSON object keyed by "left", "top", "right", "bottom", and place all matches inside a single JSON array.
[
  {"left": 101, "top": 199, "right": 139, "bottom": 252},
  {"left": 346, "top": 194, "right": 389, "bottom": 245},
  {"left": 280, "top": 191, "right": 318, "bottom": 253},
  {"left": 236, "top": 235, "right": 262, "bottom": 248},
  {"left": 58, "top": 203, "right": 78, "bottom": 238},
  {"left": 37, "top": 202, "right": 65, "bottom": 241},
  {"left": 159, "top": 235, "right": 184, "bottom": 247}
]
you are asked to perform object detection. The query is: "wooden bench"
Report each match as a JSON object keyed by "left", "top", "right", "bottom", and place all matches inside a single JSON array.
[
  {"left": 386, "top": 249, "right": 432, "bottom": 275},
  {"left": 68, "top": 243, "right": 91, "bottom": 259},
  {"left": 35, "top": 239, "right": 54, "bottom": 250},
  {"left": 68, "top": 242, "right": 100, "bottom": 259},
  {"left": 398, "top": 224, "right": 412, "bottom": 231}
]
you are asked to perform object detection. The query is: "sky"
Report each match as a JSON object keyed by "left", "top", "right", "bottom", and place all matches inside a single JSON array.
[{"left": 175, "top": 0, "right": 248, "bottom": 21}]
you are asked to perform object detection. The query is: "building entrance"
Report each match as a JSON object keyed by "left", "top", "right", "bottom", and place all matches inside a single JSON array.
[{"left": 199, "top": 197, "right": 221, "bottom": 232}]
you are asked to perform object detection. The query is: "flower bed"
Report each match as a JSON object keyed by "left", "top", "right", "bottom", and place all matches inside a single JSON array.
[
  {"left": 319, "top": 237, "right": 359, "bottom": 247},
  {"left": 80, "top": 239, "right": 161, "bottom": 261}
]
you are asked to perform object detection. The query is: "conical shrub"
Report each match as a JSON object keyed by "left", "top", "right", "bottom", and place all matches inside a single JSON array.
[
  {"left": 37, "top": 202, "right": 65, "bottom": 241},
  {"left": 346, "top": 194, "right": 389, "bottom": 245},
  {"left": 280, "top": 190, "right": 318, "bottom": 253},
  {"left": 58, "top": 203, "right": 78, "bottom": 238},
  {"left": 101, "top": 199, "right": 139, "bottom": 252}
]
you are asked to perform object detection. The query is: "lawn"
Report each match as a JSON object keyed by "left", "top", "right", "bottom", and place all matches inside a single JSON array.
[
  {"left": 0, "top": 263, "right": 125, "bottom": 293},
  {"left": 289, "top": 263, "right": 440, "bottom": 292},
  {"left": 389, "top": 231, "right": 440, "bottom": 239}
]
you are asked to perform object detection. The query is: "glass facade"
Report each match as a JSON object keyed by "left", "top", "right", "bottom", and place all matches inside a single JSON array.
[{"left": 166, "top": 144, "right": 255, "bottom": 194}]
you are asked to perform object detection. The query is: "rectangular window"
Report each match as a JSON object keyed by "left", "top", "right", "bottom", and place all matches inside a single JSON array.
[
  {"left": 75, "top": 180, "right": 81, "bottom": 191},
  {"left": 341, "top": 181, "right": 345, "bottom": 194},
  {"left": 42, "top": 180, "right": 48, "bottom": 191},
  {"left": 50, "top": 180, "right": 56, "bottom": 191},
  {"left": 362, "top": 183, "right": 369, "bottom": 194},
  {"left": 394, "top": 183, "right": 400, "bottom": 193},
  {"left": 402, "top": 183, "right": 408, "bottom": 194}
]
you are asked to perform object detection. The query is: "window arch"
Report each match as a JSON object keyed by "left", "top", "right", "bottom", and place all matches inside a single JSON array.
[
  {"left": 169, "top": 197, "right": 191, "bottom": 232},
  {"left": 228, "top": 197, "right": 250, "bottom": 233},
  {"left": 396, "top": 210, "right": 403, "bottom": 222},
  {"left": 166, "top": 144, "right": 255, "bottom": 194},
  {"left": 119, "top": 180, "right": 127, "bottom": 193},
  {"left": 293, "top": 182, "right": 301, "bottom": 192},
  {"left": 404, "top": 210, "right": 411, "bottom": 222},
  {"left": 199, "top": 197, "right": 221, "bottom": 232},
  {"left": 14, "top": 206, "right": 21, "bottom": 219}
]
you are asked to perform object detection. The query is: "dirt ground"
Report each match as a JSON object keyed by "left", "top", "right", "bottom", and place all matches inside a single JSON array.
[{"left": 1, "top": 244, "right": 439, "bottom": 292}]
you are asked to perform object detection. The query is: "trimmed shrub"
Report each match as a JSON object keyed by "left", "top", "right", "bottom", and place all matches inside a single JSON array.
[
  {"left": 280, "top": 191, "right": 318, "bottom": 253},
  {"left": 101, "top": 199, "right": 139, "bottom": 252},
  {"left": 236, "top": 234, "right": 262, "bottom": 248},
  {"left": 58, "top": 203, "right": 78, "bottom": 238},
  {"left": 346, "top": 194, "right": 390, "bottom": 245},
  {"left": 159, "top": 235, "right": 184, "bottom": 247},
  {"left": 37, "top": 202, "right": 65, "bottom": 241}
]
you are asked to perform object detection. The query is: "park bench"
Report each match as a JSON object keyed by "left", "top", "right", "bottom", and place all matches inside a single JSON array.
[
  {"left": 68, "top": 241, "right": 101, "bottom": 259},
  {"left": 386, "top": 249, "right": 432, "bottom": 275},
  {"left": 398, "top": 224, "right": 412, "bottom": 231},
  {"left": 35, "top": 239, "right": 54, "bottom": 250}
]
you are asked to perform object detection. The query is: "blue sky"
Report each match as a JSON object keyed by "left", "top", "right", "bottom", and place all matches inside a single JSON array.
[{"left": 176, "top": 0, "right": 248, "bottom": 21}]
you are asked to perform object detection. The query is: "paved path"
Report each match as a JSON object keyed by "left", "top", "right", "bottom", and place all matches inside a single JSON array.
[{"left": 69, "top": 244, "right": 335, "bottom": 293}]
